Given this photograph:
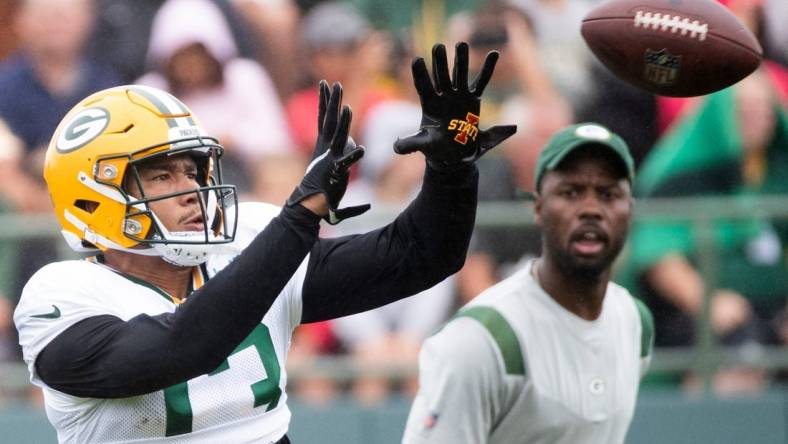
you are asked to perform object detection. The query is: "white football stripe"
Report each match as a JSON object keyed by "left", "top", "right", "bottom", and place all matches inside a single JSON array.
[{"left": 633, "top": 11, "right": 708, "bottom": 41}]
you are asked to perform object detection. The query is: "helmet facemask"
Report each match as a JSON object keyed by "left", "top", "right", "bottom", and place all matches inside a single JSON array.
[{"left": 101, "top": 137, "right": 238, "bottom": 266}]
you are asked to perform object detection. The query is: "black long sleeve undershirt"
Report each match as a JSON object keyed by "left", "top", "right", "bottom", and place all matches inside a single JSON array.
[
  {"left": 35, "top": 204, "right": 320, "bottom": 398},
  {"left": 35, "top": 164, "right": 478, "bottom": 398},
  {"left": 300, "top": 164, "right": 478, "bottom": 323}
]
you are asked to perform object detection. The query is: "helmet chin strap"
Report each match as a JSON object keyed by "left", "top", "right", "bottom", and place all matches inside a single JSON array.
[
  {"left": 150, "top": 235, "right": 243, "bottom": 267},
  {"left": 121, "top": 205, "right": 241, "bottom": 268},
  {"left": 145, "top": 196, "right": 241, "bottom": 267}
]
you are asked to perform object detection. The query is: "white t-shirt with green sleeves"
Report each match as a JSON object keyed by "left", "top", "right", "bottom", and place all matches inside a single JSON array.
[{"left": 403, "top": 260, "right": 654, "bottom": 444}]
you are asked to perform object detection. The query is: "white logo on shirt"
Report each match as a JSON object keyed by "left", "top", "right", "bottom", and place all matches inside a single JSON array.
[{"left": 589, "top": 377, "right": 606, "bottom": 396}]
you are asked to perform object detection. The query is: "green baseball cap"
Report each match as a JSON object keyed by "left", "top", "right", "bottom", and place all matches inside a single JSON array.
[{"left": 534, "top": 123, "right": 635, "bottom": 190}]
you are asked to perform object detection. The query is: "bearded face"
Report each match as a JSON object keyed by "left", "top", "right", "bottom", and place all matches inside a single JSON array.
[{"left": 535, "top": 146, "right": 633, "bottom": 279}]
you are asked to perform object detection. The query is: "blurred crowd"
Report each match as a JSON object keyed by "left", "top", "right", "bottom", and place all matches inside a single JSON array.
[{"left": 0, "top": 0, "right": 787, "bottom": 405}]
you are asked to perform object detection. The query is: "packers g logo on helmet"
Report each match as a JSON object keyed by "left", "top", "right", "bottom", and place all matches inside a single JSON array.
[
  {"left": 56, "top": 107, "right": 110, "bottom": 153},
  {"left": 44, "top": 85, "right": 238, "bottom": 266}
]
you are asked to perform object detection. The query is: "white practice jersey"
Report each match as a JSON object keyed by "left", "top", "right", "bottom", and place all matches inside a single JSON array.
[
  {"left": 403, "top": 260, "right": 654, "bottom": 444},
  {"left": 14, "top": 202, "right": 306, "bottom": 444}
]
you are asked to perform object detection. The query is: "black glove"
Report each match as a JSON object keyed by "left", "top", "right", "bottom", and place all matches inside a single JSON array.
[
  {"left": 287, "top": 81, "right": 370, "bottom": 224},
  {"left": 394, "top": 42, "right": 517, "bottom": 171}
]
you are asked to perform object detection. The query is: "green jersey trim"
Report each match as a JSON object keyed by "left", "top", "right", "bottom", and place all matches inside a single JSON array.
[
  {"left": 455, "top": 306, "right": 525, "bottom": 375},
  {"left": 163, "top": 382, "right": 193, "bottom": 436},
  {"left": 633, "top": 298, "right": 655, "bottom": 358}
]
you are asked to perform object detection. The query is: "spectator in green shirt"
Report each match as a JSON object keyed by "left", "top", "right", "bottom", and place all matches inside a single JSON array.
[{"left": 625, "top": 70, "right": 788, "bottom": 393}]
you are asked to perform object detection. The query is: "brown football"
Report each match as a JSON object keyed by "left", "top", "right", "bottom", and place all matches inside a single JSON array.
[{"left": 581, "top": 0, "right": 762, "bottom": 97}]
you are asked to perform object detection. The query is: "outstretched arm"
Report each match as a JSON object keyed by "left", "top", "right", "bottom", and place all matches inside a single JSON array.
[
  {"left": 301, "top": 42, "right": 516, "bottom": 323},
  {"left": 32, "top": 82, "right": 365, "bottom": 398},
  {"left": 302, "top": 162, "right": 478, "bottom": 323}
]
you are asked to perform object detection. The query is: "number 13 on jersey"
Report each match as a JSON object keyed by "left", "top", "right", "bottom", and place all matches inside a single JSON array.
[{"left": 163, "top": 324, "right": 282, "bottom": 436}]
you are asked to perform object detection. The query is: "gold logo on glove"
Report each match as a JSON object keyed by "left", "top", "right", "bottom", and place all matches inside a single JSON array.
[{"left": 448, "top": 112, "right": 480, "bottom": 145}]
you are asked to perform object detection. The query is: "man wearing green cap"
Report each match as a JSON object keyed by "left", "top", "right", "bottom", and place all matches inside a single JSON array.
[{"left": 403, "top": 123, "right": 653, "bottom": 444}]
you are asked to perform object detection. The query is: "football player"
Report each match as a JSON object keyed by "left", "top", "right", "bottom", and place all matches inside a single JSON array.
[
  {"left": 403, "top": 123, "right": 653, "bottom": 444},
  {"left": 13, "top": 42, "right": 515, "bottom": 443}
]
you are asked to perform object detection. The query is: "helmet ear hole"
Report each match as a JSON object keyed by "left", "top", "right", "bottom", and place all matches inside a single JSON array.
[{"left": 74, "top": 199, "right": 100, "bottom": 214}]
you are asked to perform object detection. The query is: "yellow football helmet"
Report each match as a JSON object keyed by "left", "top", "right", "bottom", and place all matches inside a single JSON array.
[{"left": 44, "top": 85, "right": 238, "bottom": 266}]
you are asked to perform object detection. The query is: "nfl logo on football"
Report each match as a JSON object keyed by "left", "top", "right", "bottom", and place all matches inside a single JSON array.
[{"left": 643, "top": 49, "right": 681, "bottom": 86}]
